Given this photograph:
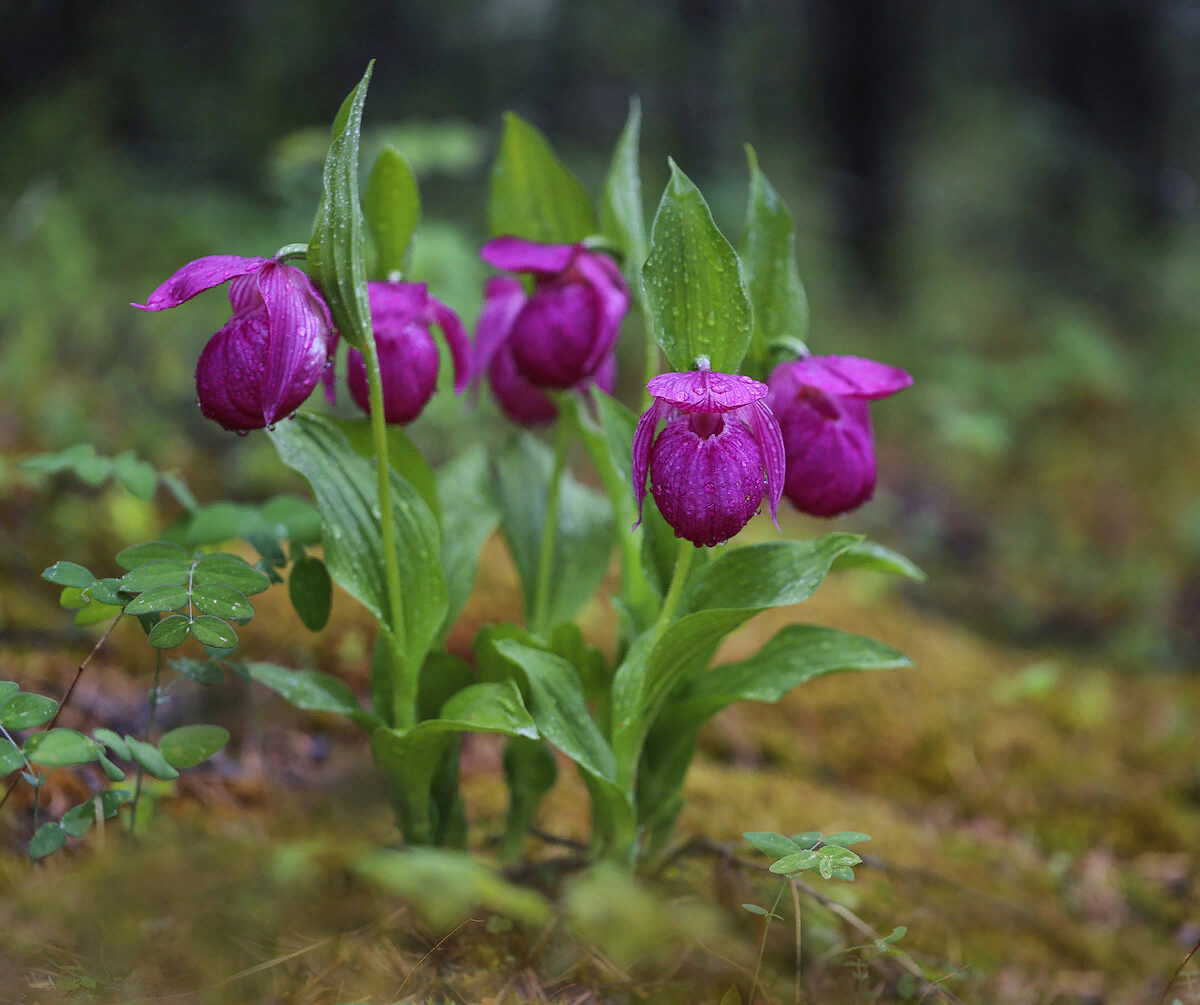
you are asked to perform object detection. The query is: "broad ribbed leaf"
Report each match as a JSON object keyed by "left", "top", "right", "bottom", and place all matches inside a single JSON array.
[
  {"left": 642, "top": 159, "right": 752, "bottom": 374},
  {"left": 738, "top": 145, "right": 809, "bottom": 379},
  {"left": 600, "top": 97, "right": 647, "bottom": 272},
  {"left": 158, "top": 724, "right": 230, "bottom": 768},
  {"left": 831, "top": 540, "right": 926, "bottom": 581},
  {"left": 333, "top": 418, "right": 440, "bottom": 524},
  {"left": 268, "top": 413, "right": 446, "bottom": 673},
  {"left": 308, "top": 62, "right": 374, "bottom": 349},
  {"left": 490, "top": 433, "right": 612, "bottom": 630},
  {"left": 247, "top": 661, "right": 381, "bottom": 731},
  {"left": 437, "top": 446, "right": 499, "bottom": 638},
  {"left": 488, "top": 112, "right": 595, "bottom": 243},
  {"left": 365, "top": 146, "right": 420, "bottom": 278}
]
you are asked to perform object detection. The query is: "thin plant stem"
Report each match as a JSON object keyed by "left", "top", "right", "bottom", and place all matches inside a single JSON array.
[
  {"left": 748, "top": 882, "right": 789, "bottom": 1005},
  {"left": 360, "top": 328, "right": 413, "bottom": 728},
  {"left": 790, "top": 879, "right": 804, "bottom": 1005},
  {"left": 650, "top": 538, "right": 695, "bottom": 648},
  {"left": 129, "top": 648, "right": 163, "bottom": 836},
  {"left": 531, "top": 417, "right": 571, "bottom": 636}
]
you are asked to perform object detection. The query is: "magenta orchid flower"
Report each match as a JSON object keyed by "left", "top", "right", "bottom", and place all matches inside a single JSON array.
[
  {"left": 134, "top": 255, "right": 334, "bottom": 432},
  {"left": 474, "top": 276, "right": 617, "bottom": 426},
  {"left": 478, "top": 237, "right": 628, "bottom": 390},
  {"left": 341, "top": 281, "right": 471, "bottom": 425},
  {"left": 632, "top": 366, "right": 785, "bottom": 548},
  {"left": 766, "top": 354, "right": 912, "bottom": 517}
]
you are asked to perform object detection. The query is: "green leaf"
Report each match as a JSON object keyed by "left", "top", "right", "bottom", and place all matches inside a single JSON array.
[
  {"left": 115, "top": 540, "right": 190, "bottom": 570},
  {"left": 365, "top": 146, "right": 420, "bottom": 278},
  {"left": 169, "top": 658, "right": 225, "bottom": 686},
  {"left": 600, "top": 96, "right": 647, "bottom": 271},
  {"left": 191, "top": 582, "right": 253, "bottom": 621},
  {"left": 490, "top": 433, "right": 613, "bottom": 629},
  {"left": 112, "top": 450, "right": 159, "bottom": 500},
  {"left": 501, "top": 736, "right": 558, "bottom": 859},
  {"left": 437, "top": 446, "right": 499, "bottom": 637},
  {"left": 29, "top": 822, "right": 66, "bottom": 858},
  {"left": 492, "top": 639, "right": 616, "bottom": 783},
  {"left": 246, "top": 662, "right": 381, "bottom": 731},
  {"left": 642, "top": 159, "right": 752, "bottom": 374},
  {"left": 74, "top": 453, "right": 112, "bottom": 485},
  {"left": 743, "top": 831, "right": 803, "bottom": 859},
  {"left": 60, "top": 791, "right": 130, "bottom": 838},
  {"left": 189, "top": 615, "right": 237, "bottom": 650},
  {"left": 58, "top": 587, "right": 86, "bottom": 609},
  {"left": 25, "top": 728, "right": 97, "bottom": 767},
  {"left": 147, "top": 615, "right": 190, "bottom": 649},
  {"left": 288, "top": 556, "right": 332, "bottom": 632},
  {"left": 0, "top": 692, "right": 57, "bottom": 729},
  {"left": 124, "top": 737, "right": 179, "bottom": 780},
  {"left": 73, "top": 600, "right": 123, "bottom": 626},
  {"left": 791, "top": 832, "right": 823, "bottom": 848},
  {"left": 831, "top": 540, "right": 926, "bottom": 581},
  {"left": 97, "top": 752, "right": 126, "bottom": 781},
  {"left": 488, "top": 111, "right": 595, "bottom": 243},
  {"left": 119, "top": 559, "right": 191, "bottom": 592},
  {"left": 719, "top": 984, "right": 743, "bottom": 1005},
  {"left": 191, "top": 553, "right": 271, "bottom": 596},
  {"left": 42, "top": 561, "right": 95, "bottom": 587},
  {"left": 91, "top": 728, "right": 130, "bottom": 760},
  {"left": 738, "top": 145, "right": 809, "bottom": 379},
  {"left": 770, "top": 849, "right": 819, "bottom": 874},
  {"left": 0, "top": 737, "right": 25, "bottom": 774},
  {"left": 18, "top": 444, "right": 92, "bottom": 474},
  {"left": 741, "top": 904, "right": 771, "bottom": 917},
  {"left": 89, "top": 578, "right": 126, "bottom": 605},
  {"left": 122, "top": 584, "right": 189, "bottom": 615},
  {"left": 0, "top": 682, "right": 18, "bottom": 704},
  {"left": 333, "top": 418, "right": 441, "bottom": 524},
  {"left": 823, "top": 831, "right": 872, "bottom": 847},
  {"left": 260, "top": 495, "right": 323, "bottom": 544},
  {"left": 268, "top": 413, "right": 446, "bottom": 673},
  {"left": 308, "top": 61, "right": 374, "bottom": 349},
  {"left": 159, "top": 724, "right": 230, "bottom": 768}
]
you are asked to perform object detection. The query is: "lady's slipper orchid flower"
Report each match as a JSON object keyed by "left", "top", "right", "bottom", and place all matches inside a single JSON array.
[
  {"left": 766, "top": 354, "right": 912, "bottom": 517},
  {"left": 633, "top": 366, "right": 785, "bottom": 548},
  {"left": 474, "top": 276, "right": 617, "bottom": 426},
  {"left": 478, "top": 237, "right": 628, "bottom": 390},
  {"left": 134, "top": 255, "right": 334, "bottom": 432},
  {"left": 343, "top": 281, "right": 471, "bottom": 424}
]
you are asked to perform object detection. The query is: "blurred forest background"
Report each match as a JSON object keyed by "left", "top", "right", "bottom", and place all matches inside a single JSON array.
[{"left": 3, "top": 0, "right": 1200, "bottom": 669}]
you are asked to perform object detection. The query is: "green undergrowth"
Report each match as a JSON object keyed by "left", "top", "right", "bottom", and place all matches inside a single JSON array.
[{"left": 1, "top": 550, "right": 1198, "bottom": 1003}]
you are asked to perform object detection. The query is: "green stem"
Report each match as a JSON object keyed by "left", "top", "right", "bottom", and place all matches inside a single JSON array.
[
  {"left": 531, "top": 416, "right": 571, "bottom": 635},
  {"left": 361, "top": 329, "right": 413, "bottom": 729},
  {"left": 650, "top": 538, "right": 695, "bottom": 648},
  {"left": 748, "top": 882, "right": 790, "bottom": 1005},
  {"left": 129, "top": 649, "right": 163, "bottom": 835}
]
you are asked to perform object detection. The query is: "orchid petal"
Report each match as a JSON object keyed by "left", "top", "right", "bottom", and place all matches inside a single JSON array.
[
  {"left": 472, "top": 277, "right": 527, "bottom": 390},
  {"left": 256, "top": 261, "right": 330, "bottom": 426},
  {"left": 743, "top": 399, "right": 786, "bottom": 529},
  {"left": 133, "top": 256, "right": 269, "bottom": 311},
  {"left": 574, "top": 249, "right": 630, "bottom": 376},
  {"left": 480, "top": 236, "right": 576, "bottom": 276},
  {"left": 428, "top": 294, "right": 472, "bottom": 393},
  {"left": 368, "top": 279, "right": 430, "bottom": 321},
  {"left": 648, "top": 369, "right": 767, "bottom": 413},
  {"left": 773, "top": 355, "right": 912, "bottom": 400},
  {"left": 631, "top": 398, "right": 670, "bottom": 525}
]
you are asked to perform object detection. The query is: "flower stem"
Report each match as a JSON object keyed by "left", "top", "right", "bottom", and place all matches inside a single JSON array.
[
  {"left": 129, "top": 648, "right": 163, "bottom": 836},
  {"left": 650, "top": 538, "right": 694, "bottom": 648},
  {"left": 360, "top": 329, "right": 413, "bottom": 728},
  {"left": 532, "top": 417, "right": 571, "bottom": 636}
]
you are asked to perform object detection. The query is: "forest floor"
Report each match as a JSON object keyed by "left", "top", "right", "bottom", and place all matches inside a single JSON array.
[{"left": 1, "top": 536, "right": 1199, "bottom": 1005}]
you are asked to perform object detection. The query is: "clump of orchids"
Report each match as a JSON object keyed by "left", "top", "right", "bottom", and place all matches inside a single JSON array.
[{"left": 110, "top": 65, "right": 919, "bottom": 865}]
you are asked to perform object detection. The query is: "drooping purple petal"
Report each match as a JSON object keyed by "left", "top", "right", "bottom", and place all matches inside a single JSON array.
[
  {"left": 631, "top": 398, "right": 671, "bottom": 524},
  {"left": 647, "top": 370, "right": 768, "bottom": 414},
  {"left": 133, "top": 256, "right": 269, "bottom": 311},
  {"left": 256, "top": 261, "right": 331, "bottom": 426},
  {"left": 488, "top": 341, "right": 560, "bottom": 426},
  {"left": 573, "top": 250, "right": 630, "bottom": 377},
  {"left": 773, "top": 355, "right": 912, "bottom": 400},
  {"left": 509, "top": 280, "right": 604, "bottom": 388},
  {"left": 740, "top": 399, "right": 786, "bottom": 529},
  {"left": 480, "top": 236, "right": 576, "bottom": 276},
  {"left": 368, "top": 279, "right": 430, "bottom": 321},
  {"left": 777, "top": 394, "right": 877, "bottom": 517},
  {"left": 428, "top": 294, "right": 472, "bottom": 393},
  {"left": 347, "top": 326, "right": 441, "bottom": 424},
  {"left": 473, "top": 277, "right": 527, "bottom": 389}
]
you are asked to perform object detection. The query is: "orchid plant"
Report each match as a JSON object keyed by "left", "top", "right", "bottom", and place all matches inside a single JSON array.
[{"left": 19, "top": 62, "right": 920, "bottom": 866}]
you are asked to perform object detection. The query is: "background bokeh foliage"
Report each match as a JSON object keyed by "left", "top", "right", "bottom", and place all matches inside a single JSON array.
[{"left": 4, "top": 0, "right": 1200, "bottom": 663}]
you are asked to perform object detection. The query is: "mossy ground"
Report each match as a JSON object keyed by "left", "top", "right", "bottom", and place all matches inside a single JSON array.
[{"left": 1, "top": 533, "right": 1198, "bottom": 1004}]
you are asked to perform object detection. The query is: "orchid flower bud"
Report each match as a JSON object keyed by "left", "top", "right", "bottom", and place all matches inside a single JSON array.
[
  {"left": 766, "top": 355, "right": 912, "bottom": 517},
  {"left": 478, "top": 237, "right": 628, "bottom": 390},
  {"left": 632, "top": 367, "right": 785, "bottom": 548},
  {"left": 343, "top": 281, "right": 471, "bottom": 425},
  {"left": 134, "top": 256, "right": 334, "bottom": 432}
]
